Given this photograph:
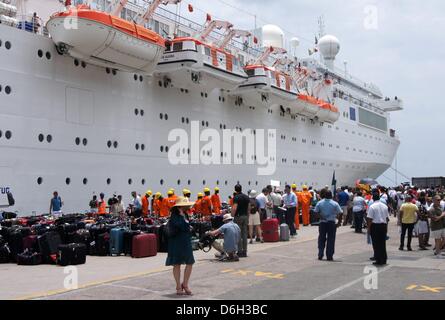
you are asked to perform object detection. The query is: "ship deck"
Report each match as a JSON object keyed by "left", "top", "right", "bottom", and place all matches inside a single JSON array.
[{"left": 2, "top": 221, "right": 445, "bottom": 300}]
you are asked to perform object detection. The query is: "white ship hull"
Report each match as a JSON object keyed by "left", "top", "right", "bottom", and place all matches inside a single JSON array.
[{"left": 0, "top": 25, "right": 399, "bottom": 214}]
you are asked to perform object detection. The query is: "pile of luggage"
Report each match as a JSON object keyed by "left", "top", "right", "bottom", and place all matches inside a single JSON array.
[{"left": 0, "top": 211, "right": 226, "bottom": 267}]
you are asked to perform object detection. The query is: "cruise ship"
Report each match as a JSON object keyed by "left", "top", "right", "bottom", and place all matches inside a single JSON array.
[{"left": 0, "top": 0, "right": 402, "bottom": 214}]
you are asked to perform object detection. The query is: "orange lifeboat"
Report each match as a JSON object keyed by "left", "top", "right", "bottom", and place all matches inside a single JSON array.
[
  {"left": 297, "top": 93, "right": 319, "bottom": 117},
  {"left": 46, "top": 5, "right": 166, "bottom": 75}
]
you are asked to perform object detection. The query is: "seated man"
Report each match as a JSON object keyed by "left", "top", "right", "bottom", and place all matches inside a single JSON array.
[{"left": 206, "top": 214, "right": 241, "bottom": 262}]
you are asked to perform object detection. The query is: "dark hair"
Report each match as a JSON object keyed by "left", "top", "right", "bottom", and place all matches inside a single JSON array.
[
  {"left": 320, "top": 188, "right": 327, "bottom": 199},
  {"left": 341, "top": 186, "right": 346, "bottom": 191},
  {"left": 372, "top": 193, "right": 380, "bottom": 201},
  {"left": 266, "top": 185, "right": 273, "bottom": 192},
  {"left": 170, "top": 206, "right": 180, "bottom": 216},
  {"left": 325, "top": 191, "right": 333, "bottom": 199},
  {"left": 235, "top": 184, "right": 242, "bottom": 193},
  {"left": 356, "top": 191, "right": 363, "bottom": 197},
  {"left": 285, "top": 185, "right": 291, "bottom": 190},
  {"left": 262, "top": 188, "right": 268, "bottom": 193}
]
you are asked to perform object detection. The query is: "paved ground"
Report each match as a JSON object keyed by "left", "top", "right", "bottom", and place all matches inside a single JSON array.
[{"left": 2, "top": 221, "right": 445, "bottom": 300}]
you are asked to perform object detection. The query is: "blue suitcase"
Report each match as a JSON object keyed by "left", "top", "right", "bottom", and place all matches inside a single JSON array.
[{"left": 109, "top": 228, "right": 125, "bottom": 256}]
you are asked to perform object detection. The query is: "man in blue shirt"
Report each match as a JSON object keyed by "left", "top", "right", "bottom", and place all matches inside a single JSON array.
[
  {"left": 337, "top": 187, "right": 350, "bottom": 226},
  {"left": 282, "top": 185, "right": 298, "bottom": 237},
  {"left": 49, "top": 191, "right": 63, "bottom": 216},
  {"left": 314, "top": 190, "right": 343, "bottom": 261},
  {"left": 207, "top": 214, "right": 241, "bottom": 262}
]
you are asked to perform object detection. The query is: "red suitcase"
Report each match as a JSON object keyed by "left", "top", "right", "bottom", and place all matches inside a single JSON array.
[
  {"left": 23, "top": 235, "right": 38, "bottom": 251},
  {"left": 132, "top": 233, "right": 157, "bottom": 258},
  {"left": 262, "top": 218, "right": 279, "bottom": 242}
]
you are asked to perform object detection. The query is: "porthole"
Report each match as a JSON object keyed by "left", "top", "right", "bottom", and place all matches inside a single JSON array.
[
  {"left": 186, "top": 118, "right": 189, "bottom": 124},
  {"left": 65, "top": 178, "right": 71, "bottom": 185},
  {"left": 201, "top": 121, "right": 205, "bottom": 126},
  {"left": 216, "top": 180, "right": 220, "bottom": 185},
  {"left": 0, "top": 85, "right": 2, "bottom": 92},
  {"left": 135, "top": 143, "right": 140, "bottom": 150},
  {"left": 46, "top": 51, "right": 51, "bottom": 60},
  {"left": 0, "top": 130, "right": 2, "bottom": 138},
  {"left": 165, "top": 146, "right": 169, "bottom": 152},
  {"left": 128, "top": 178, "right": 132, "bottom": 185},
  {"left": 0, "top": 40, "right": 2, "bottom": 47},
  {"left": 106, "top": 68, "right": 110, "bottom": 74},
  {"left": 46, "top": 135, "right": 52, "bottom": 143},
  {"left": 82, "top": 138, "right": 87, "bottom": 146},
  {"left": 37, "top": 177, "right": 43, "bottom": 185},
  {"left": 134, "top": 74, "right": 138, "bottom": 81},
  {"left": 160, "top": 113, "right": 163, "bottom": 120},
  {"left": 140, "top": 110, "right": 144, "bottom": 116},
  {"left": 206, "top": 121, "right": 209, "bottom": 127},
  {"left": 135, "top": 108, "right": 139, "bottom": 115},
  {"left": 5, "top": 130, "right": 11, "bottom": 139},
  {"left": 37, "top": 49, "right": 43, "bottom": 58},
  {"left": 158, "top": 81, "right": 162, "bottom": 87},
  {"left": 225, "top": 181, "right": 228, "bottom": 186},
  {"left": 81, "top": 61, "right": 86, "bottom": 68},
  {"left": 112, "top": 69, "right": 117, "bottom": 76},
  {"left": 141, "top": 144, "right": 145, "bottom": 151},
  {"left": 107, "top": 140, "right": 112, "bottom": 148},
  {"left": 113, "top": 141, "right": 118, "bottom": 148},
  {"left": 160, "top": 179, "right": 164, "bottom": 185},
  {"left": 5, "top": 86, "right": 11, "bottom": 95},
  {"left": 5, "top": 41, "right": 11, "bottom": 50},
  {"left": 83, "top": 178, "right": 88, "bottom": 185},
  {"left": 141, "top": 179, "right": 146, "bottom": 185},
  {"left": 165, "top": 114, "right": 168, "bottom": 120},
  {"left": 75, "top": 137, "right": 80, "bottom": 145},
  {"left": 38, "top": 134, "right": 44, "bottom": 142},
  {"left": 74, "top": 59, "right": 79, "bottom": 66},
  {"left": 177, "top": 179, "right": 181, "bottom": 185},
  {"left": 160, "top": 146, "right": 164, "bottom": 152},
  {"left": 139, "top": 75, "right": 143, "bottom": 82},
  {"left": 203, "top": 180, "right": 206, "bottom": 185},
  {"left": 187, "top": 180, "right": 191, "bottom": 185},
  {"left": 256, "top": 181, "right": 258, "bottom": 186}
]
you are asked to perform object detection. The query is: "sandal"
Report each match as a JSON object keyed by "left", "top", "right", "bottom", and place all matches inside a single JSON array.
[
  {"left": 182, "top": 284, "right": 193, "bottom": 296},
  {"left": 176, "top": 287, "right": 184, "bottom": 296}
]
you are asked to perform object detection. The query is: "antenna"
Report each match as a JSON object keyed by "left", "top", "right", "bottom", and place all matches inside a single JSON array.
[{"left": 318, "top": 15, "right": 325, "bottom": 38}]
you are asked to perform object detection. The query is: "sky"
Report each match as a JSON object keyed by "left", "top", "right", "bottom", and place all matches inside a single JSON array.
[{"left": 179, "top": 0, "right": 445, "bottom": 185}]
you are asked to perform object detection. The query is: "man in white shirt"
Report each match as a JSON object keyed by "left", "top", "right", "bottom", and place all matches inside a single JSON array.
[
  {"left": 255, "top": 188, "right": 268, "bottom": 221},
  {"left": 367, "top": 193, "right": 389, "bottom": 266}
]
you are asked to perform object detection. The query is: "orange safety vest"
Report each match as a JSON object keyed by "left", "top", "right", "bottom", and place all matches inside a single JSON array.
[
  {"left": 141, "top": 196, "right": 149, "bottom": 216},
  {"left": 299, "top": 191, "right": 312, "bottom": 206},
  {"left": 193, "top": 199, "right": 202, "bottom": 214},
  {"left": 211, "top": 194, "right": 221, "bottom": 214},
  {"left": 98, "top": 200, "right": 107, "bottom": 215},
  {"left": 166, "top": 195, "right": 177, "bottom": 210},
  {"left": 201, "top": 196, "right": 212, "bottom": 216},
  {"left": 159, "top": 198, "right": 170, "bottom": 218}
]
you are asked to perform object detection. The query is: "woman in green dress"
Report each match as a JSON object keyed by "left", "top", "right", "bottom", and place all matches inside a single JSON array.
[{"left": 166, "top": 197, "right": 195, "bottom": 295}]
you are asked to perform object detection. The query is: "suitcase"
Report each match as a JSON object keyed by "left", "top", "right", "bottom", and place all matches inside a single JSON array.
[
  {"left": 310, "top": 209, "right": 320, "bottom": 226},
  {"left": 123, "top": 230, "right": 140, "bottom": 255},
  {"left": 23, "top": 235, "right": 39, "bottom": 251},
  {"left": 211, "top": 215, "right": 224, "bottom": 230},
  {"left": 0, "top": 244, "right": 11, "bottom": 263},
  {"left": 145, "top": 225, "right": 163, "bottom": 252},
  {"left": 132, "top": 233, "right": 157, "bottom": 258},
  {"left": 32, "top": 224, "right": 50, "bottom": 236},
  {"left": 38, "top": 231, "right": 62, "bottom": 263},
  {"left": 8, "top": 229, "right": 24, "bottom": 262},
  {"left": 158, "top": 224, "right": 169, "bottom": 253},
  {"left": 262, "top": 218, "right": 279, "bottom": 242},
  {"left": 2, "top": 212, "right": 17, "bottom": 219},
  {"left": 279, "top": 224, "right": 290, "bottom": 241},
  {"left": 109, "top": 228, "right": 125, "bottom": 256},
  {"left": 17, "top": 249, "right": 42, "bottom": 266},
  {"left": 57, "top": 243, "right": 87, "bottom": 266},
  {"left": 90, "top": 232, "right": 109, "bottom": 256}
]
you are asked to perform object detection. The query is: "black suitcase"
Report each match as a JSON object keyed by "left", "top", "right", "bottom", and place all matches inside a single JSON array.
[
  {"left": 57, "top": 243, "right": 87, "bottom": 266},
  {"left": 32, "top": 224, "right": 50, "bottom": 236},
  {"left": 8, "top": 229, "right": 24, "bottom": 262},
  {"left": 90, "top": 232, "right": 109, "bottom": 256},
  {"left": 17, "top": 249, "right": 42, "bottom": 266},
  {"left": 123, "top": 230, "right": 140, "bottom": 255},
  {"left": 0, "top": 244, "right": 11, "bottom": 263},
  {"left": 38, "top": 231, "right": 62, "bottom": 264},
  {"left": 2, "top": 212, "right": 17, "bottom": 219}
]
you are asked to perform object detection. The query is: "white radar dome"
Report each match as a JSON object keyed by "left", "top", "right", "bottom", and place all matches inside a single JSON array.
[
  {"left": 318, "top": 34, "right": 340, "bottom": 60},
  {"left": 262, "top": 24, "right": 285, "bottom": 49},
  {"left": 290, "top": 37, "right": 300, "bottom": 49}
]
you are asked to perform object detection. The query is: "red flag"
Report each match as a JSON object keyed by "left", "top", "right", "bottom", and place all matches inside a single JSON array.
[
  {"left": 188, "top": 4, "right": 193, "bottom": 12},
  {"left": 206, "top": 13, "right": 212, "bottom": 22},
  {"left": 253, "top": 36, "right": 258, "bottom": 44},
  {"left": 65, "top": 0, "right": 71, "bottom": 6}
]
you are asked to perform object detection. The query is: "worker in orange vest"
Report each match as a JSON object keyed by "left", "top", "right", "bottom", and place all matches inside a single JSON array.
[
  {"left": 141, "top": 190, "right": 152, "bottom": 217},
  {"left": 299, "top": 185, "right": 313, "bottom": 226},
  {"left": 291, "top": 184, "right": 300, "bottom": 230},
  {"left": 183, "top": 189, "right": 193, "bottom": 216},
  {"left": 153, "top": 192, "right": 161, "bottom": 217},
  {"left": 166, "top": 189, "right": 178, "bottom": 211},
  {"left": 97, "top": 192, "right": 107, "bottom": 215},
  {"left": 201, "top": 188, "right": 213, "bottom": 217},
  {"left": 211, "top": 187, "right": 221, "bottom": 214},
  {"left": 193, "top": 193, "right": 203, "bottom": 217},
  {"left": 158, "top": 194, "right": 170, "bottom": 218}
]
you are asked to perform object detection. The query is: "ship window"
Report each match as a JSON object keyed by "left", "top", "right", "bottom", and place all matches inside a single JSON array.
[
  {"left": 160, "top": 146, "right": 164, "bottom": 152},
  {"left": 204, "top": 47, "right": 211, "bottom": 56},
  {"left": 188, "top": 180, "right": 191, "bottom": 185},
  {"left": 135, "top": 109, "right": 139, "bottom": 115},
  {"left": 139, "top": 76, "right": 143, "bottom": 82},
  {"left": 38, "top": 49, "right": 43, "bottom": 58},
  {"left": 39, "top": 134, "right": 44, "bottom": 142},
  {"left": 160, "top": 179, "right": 164, "bottom": 185},
  {"left": 46, "top": 135, "right": 52, "bottom": 143},
  {"left": 177, "top": 179, "right": 181, "bottom": 185},
  {"left": 83, "top": 178, "right": 88, "bottom": 185},
  {"left": 112, "top": 69, "right": 117, "bottom": 76},
  {"left": 5, "top": 86, "right": 11, "bottom": 95},
  {"left": 0, "top": 40, "right": 2, "bottom": 47},
  {"left": 134, "top": 74, "right": 138, "bottom": 81},
  {"left": 173, "top": 42, "right": 183, "bottom": 52},
  {"left": 186, "top": 118, "right": 190, "bottom": 124},
  {"left": 107, "top": 140, "right": 112, "bottom": 148},
  {"left": 82, "top": 138, "right": 87, "bottom": 146},
  {"left": 203, "top": 180, "right": 206, "bottom": 185},
  {"left": 135, "top": 143, "right": 139, "bottom": 150},
  {"left": 46, "top": 52, "right": 51, "bottom": 60},
  {"left": 165, "top": 114, "right": 168, "bottom": 120},
  {"left": 5, "top": 130, "right": 11, "bottom": 139},
  {"left": 142, "top": 179, "right": 146, "bottom": 185},
  {"left": 74, "top": 59, "right": 79, "bottom": 66},
  {"left": 160, "top": 113, "right": 163, "bottom": 119},
  {"left": 165, "top": 146, "right": 169, "bottom": 152},
  {"left": 113, "top": 141, "right": 118, "bottom": 148},
  {"left": 5, "top": 41, "right": 11, "bottom": 50},
  {"left": 65, "top": 178, "right": 70, "bottom": 185},
  {"left": 141, "top": 144, "right": 145, "bottom": 151},
  {"left": 37, "top": 177, "right": 43, "bottom": 185},
  {"left": 81, "top": 61, "right": 86, "bottom": 68},
  {"left": 106, "top": 68, "right": 110, "bottom": 74},
  {"left": 107, "top": 178, "right": 111, "bottom": 185},
  {"left": 0, "top": 130, "right": 2, "bottom": 138},
  {"left": 128, "top": 179, "right": 132, "bottom": 185},
  {"left": 140, "top": 109, "right": 144, "bottom": 116}
]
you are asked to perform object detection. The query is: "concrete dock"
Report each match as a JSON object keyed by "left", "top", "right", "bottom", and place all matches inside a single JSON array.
[{"left": 2, "top": 221, "right": 445, "bottom": 300}]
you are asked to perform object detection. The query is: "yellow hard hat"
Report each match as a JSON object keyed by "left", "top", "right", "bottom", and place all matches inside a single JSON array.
[
  {"left": 197, "top": 192, "right": 203, "bottom": 198},
  {"left": 302, "top": 185, "right": 308, "bottom": 190},
  {"left": 155, "top": 192, "right": 161, "bottom": 199},
  {"left": 291, "top": 184, "right": 297, "bottom": 189},
  {"left": 214, "top": 187, "right": 220, "bottom": 191},
  {"left": 203, "top": 187, "right": 210, "bottom": 193},
  {"left": 167, "top": 190, "right": 174, "bottom": 195},
  {"left": 146, "top": 190, "right": 152, "bottom": 196}
]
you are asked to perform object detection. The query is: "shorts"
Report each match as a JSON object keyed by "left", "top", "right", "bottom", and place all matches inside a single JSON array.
[
  {"left": 248, "top": 212, "right": 261, "bottom": 226},
  {"left": 431, "top": 228, "right": 445, "bottom": 240},
  {"left": 341, "top": 206, "right": 348, "bottom": 217}
]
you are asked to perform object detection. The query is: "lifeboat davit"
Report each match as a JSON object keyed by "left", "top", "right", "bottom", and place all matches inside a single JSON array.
[
  {"left": 46, "top": 5, "right": 165, "bottom": 75},
  {"left": 234, "top": 65, "right": 303, "bottom": 113},
  {"left": 155, "top": 37, "right": 247, "bottom": 91}
]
